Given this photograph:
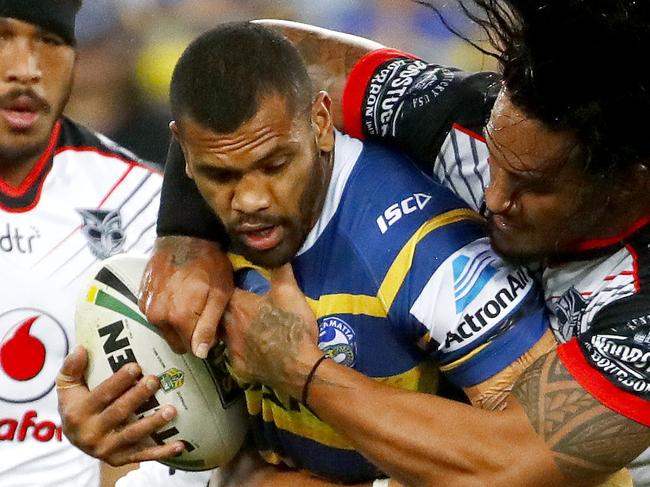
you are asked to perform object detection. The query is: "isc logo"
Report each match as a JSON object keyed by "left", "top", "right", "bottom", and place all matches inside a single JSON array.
[{"left": 376, "top": 193, "right": 431, "bottom": 234}]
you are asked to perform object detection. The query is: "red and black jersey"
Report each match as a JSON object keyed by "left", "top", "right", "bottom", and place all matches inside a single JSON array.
[{"left": 341, "top": 49, "right": 650, "bottom": 429}]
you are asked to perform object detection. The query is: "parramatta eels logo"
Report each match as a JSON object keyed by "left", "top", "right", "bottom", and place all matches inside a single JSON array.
[
  {"left": 318, "top": 317, "right": 357, "bottom": 367},
  {"left": 77, "top": 208, "right": 125, "bottom": 259}
]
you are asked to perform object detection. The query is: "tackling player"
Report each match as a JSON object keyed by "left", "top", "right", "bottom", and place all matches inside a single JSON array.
[
  {"left": 58, "top": 22, "right": 555, "bottom": 486},
  {"left": 131, "top": 1, "right": 650, "bottom": 486}
]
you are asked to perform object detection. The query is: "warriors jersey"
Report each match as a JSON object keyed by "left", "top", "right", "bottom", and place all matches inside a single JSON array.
[
  {"left": 340, "top": 49, "right": 650, "bottom": 483},
  {"left": 0, "top": 118, "right": 161, "bottom": 487},
  {"left": 231, "top": 132, "right": 547, "bottom": 483}
]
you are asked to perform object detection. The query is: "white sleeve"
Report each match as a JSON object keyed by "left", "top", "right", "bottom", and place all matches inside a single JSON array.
[
  {"left": 115, "top": 462, "right": 212, "bottom": 487},
  {"left": 433, "top": 126, "right": 489, "bottom": 213}
]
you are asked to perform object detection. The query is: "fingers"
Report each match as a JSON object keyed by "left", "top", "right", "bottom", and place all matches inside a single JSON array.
[
  {"left": 102, "top": 374, "right": 163, "bottom": 425},
  {"left": 88, "top": 405, "right": 183, "bottom": 466},
  {"left": 56, "top": 345, "right": 88, "bottom": 392},
  {"left": 192, "top": 288, "right": 227, "bottom": 358},
  {"left": 105, "top": 439, "right": 185, "bottom": 466},
  {"left": 269, "top": 264, "right": 317, "bottom": 326},
  {"left": 84, "top": 362, "right": 142, "bottom": 412},
  {"left": 144, "top": 291, "right": 187, "bottom": 354}
]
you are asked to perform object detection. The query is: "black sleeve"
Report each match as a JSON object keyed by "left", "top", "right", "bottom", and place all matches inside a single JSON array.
[
  {"left": 342, "top": 48, "right": 500, "bottom": 167},
  {"left": 156, "top": 140, "right": 228, "bottom": 245}
]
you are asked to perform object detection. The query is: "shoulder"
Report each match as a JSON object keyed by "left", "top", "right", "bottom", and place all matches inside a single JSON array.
[
  {"left": 333, "top": 135, "right": 487, "bottom": 282},
  {"left": 57, "top": 118, "right": 162, "bottom": 176},
  {"left": 557, "top": 227, "right": 650, "bottom": 425}
]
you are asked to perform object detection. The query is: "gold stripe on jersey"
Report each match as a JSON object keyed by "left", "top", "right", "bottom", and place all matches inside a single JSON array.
[
  {"left": 306, "top": 294, "right": 386, "bottom": 318},
  {"left": 438, "top": 342, "right": 491, "bottom": 373},
  {"left": 246, "top": 361, "right": 439, "bottom": 450},
  {"left": 377, "top": 208, "right": 483, "bottom": 312},
  {"left": 229, "top": 254, "right": 271, "bottom": 280},
  {"left": 229, "top": 209, "right": 482, "bottom": 321}
]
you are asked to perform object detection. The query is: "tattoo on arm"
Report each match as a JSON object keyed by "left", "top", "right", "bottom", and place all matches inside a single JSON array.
[
  {"left": 512, "top": 351, "right": 650, "bottom": 480},
  {"left": 155, "top": 236, "right": 204, "bottom": 266}
]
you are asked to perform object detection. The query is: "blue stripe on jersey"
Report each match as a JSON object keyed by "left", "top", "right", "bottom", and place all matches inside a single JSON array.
[{"left": 442, "top": 306, "right": 547, "bottom": 387}]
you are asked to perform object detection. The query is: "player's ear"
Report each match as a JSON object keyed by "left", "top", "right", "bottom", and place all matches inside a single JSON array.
[
  {"left": 169, "top": 121, "right": 194, "bottom": 180},
  {"left": 311, "top": 91, "right": 334, "bottom": 154}
]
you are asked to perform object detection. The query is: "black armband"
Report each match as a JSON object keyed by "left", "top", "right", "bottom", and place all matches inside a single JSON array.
[{"left": 156, "top": 140, "right": 229, "bottom": 246}]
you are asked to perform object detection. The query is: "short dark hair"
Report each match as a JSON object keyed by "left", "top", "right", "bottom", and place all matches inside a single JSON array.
[
  {"left": 418, "top": 0, "right": 650, "bottom": 176},
  {"left": 170, "top": 22, "right": 314, "bottom": 134}
]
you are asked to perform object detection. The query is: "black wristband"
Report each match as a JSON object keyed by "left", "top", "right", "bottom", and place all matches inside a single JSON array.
[{"left": 301, "top": 355, "right": 329, "bottom": 407}]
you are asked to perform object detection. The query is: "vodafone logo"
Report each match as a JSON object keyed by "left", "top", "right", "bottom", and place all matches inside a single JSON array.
[{"left": 0, "top": 309, "right": 68, "bottom": 403}]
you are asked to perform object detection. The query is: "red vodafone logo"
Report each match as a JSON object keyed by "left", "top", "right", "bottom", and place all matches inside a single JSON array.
[{"left": 0, "top": 309, "right": 68, "bottom": 403}]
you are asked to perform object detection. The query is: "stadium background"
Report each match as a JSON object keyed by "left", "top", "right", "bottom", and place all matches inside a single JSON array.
[{"left": 65, "top": 0, "right": 495, "bottom": 167}]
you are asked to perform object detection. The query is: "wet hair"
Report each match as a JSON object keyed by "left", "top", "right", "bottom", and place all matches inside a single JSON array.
[
  {"left": 170, "top": 22, "right": 314, "bottom": 134},
  {"left": 416, "top": 0, "right": 650, "bottom": 176}
]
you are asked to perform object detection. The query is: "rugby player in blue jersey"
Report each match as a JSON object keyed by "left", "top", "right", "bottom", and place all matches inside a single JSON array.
[
  {"left": 107, "top": 1, "right": 650, "bottom": 486},
  {"left": 129, "top": 0, "right": 650, "bottom": 485},
  {"left": 58, "top": 21, "right": 561, "bottom": 486}
]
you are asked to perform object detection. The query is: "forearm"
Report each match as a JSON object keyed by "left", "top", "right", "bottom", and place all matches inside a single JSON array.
[
  {"left": 211, "top": 446, "right": 378, "bottom": 487},
  {"left": 254, "top": 19, "right": 383, "bottom": 127},
  {"left": 305, "top": 359, "right": 561, "bottom": 487}
]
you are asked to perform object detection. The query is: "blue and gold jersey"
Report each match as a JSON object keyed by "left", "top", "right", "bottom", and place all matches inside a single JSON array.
[{"left": 232, "top": 132, "right": 547, "bottom": 483}]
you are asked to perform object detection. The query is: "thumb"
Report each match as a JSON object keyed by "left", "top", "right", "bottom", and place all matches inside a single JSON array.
[
  {"left": 269, "top": 264, "right": 317, "bottom": 327},
  {"left": 56, "top": 345, "right": 88, "bottom": 393}
]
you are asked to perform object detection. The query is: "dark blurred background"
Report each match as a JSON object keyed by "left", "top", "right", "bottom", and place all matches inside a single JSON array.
[{"left": 65, "top": 0, "right": 494, "bottom": 166}]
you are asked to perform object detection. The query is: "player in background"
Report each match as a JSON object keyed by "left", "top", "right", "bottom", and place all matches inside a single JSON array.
[
  {"left": 0, "top": 1, "right": 211, "bottom": 486},
  {"left": 59, "top": 22, "right": 559, "bottom": 486},
  {"left": 132, "top": 1, "right": 650, "bottom": 486}
]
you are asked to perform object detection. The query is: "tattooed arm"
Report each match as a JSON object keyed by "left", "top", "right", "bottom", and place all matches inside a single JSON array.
[
  {"left": 139, "top": 236, "right": 234, "bottom": 357},
  {"left": 223, "top": 272, "right": 647, "bottom": 487},
  {"left": 253, "top": 19, "right": 383, "bottom": 128}
]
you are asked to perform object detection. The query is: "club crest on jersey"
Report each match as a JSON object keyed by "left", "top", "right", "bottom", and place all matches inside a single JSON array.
[
  {"left": 77, "top": 209, "right": 125, "bottom": 259},
  {"left": 552, "top": 287, "right": 588, "bottom": 342},
  {"left": 452, "top": 251, "right": 497, "bottom": 313},
  {"left": 318, "top": 317, "right": 357, "bottom": 367}
]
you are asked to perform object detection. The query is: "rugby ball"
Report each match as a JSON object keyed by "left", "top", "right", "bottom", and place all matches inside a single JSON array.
[{"left": 75, "top": 254, "right": 247, "bottom": 471}]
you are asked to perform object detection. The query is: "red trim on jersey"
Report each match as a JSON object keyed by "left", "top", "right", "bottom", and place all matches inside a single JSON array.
[
  {"left": 573, "top": 214, "right": 650, "bottom": 252},
  {"left": 54, "top": 146, "right": 162, "bottom": 175},
  {"left": 0, "top": 121, "right": 60, "bottom": 198},
  {"left": 604, "top": 270, "right": 634, "bottom": 281},
  {"left": 452, "top": 123, "right": 486, "bottom": 143},
  {"left": 625, "top": 243, "right": 641, "bottom": 293},
  {"left": 557, "top": 339, "right": 650, "bottom": 426},
  {"left": 98, "top": 165, "right": 134, "bottom": 207},
  {"left": 342, "top": 48, "right": 418, "bottom": 140}
]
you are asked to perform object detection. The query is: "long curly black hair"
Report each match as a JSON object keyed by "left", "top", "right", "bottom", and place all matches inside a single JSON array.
[{"left": 416, "top": 0, "right": 650, "bottom": 175}]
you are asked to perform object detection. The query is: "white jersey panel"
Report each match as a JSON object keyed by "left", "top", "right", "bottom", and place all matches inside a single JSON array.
[
  {"left": 0, "top": 125, "right": 161, "bottom": 487},
  {"left": 410, "top": 237, "right": 535, "bottom": 355},
  {"left": 433, "top": 126, "right": 489, "bottom": 213}
]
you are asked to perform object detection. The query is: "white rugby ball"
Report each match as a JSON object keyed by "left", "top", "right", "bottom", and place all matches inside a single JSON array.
[{"left": 75, "top": 254, "right": 248, "bottom": 471}]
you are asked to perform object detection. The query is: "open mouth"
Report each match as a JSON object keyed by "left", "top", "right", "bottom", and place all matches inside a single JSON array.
[{"left": 238, "top": 225, "right": 283, "bottom": 252}]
